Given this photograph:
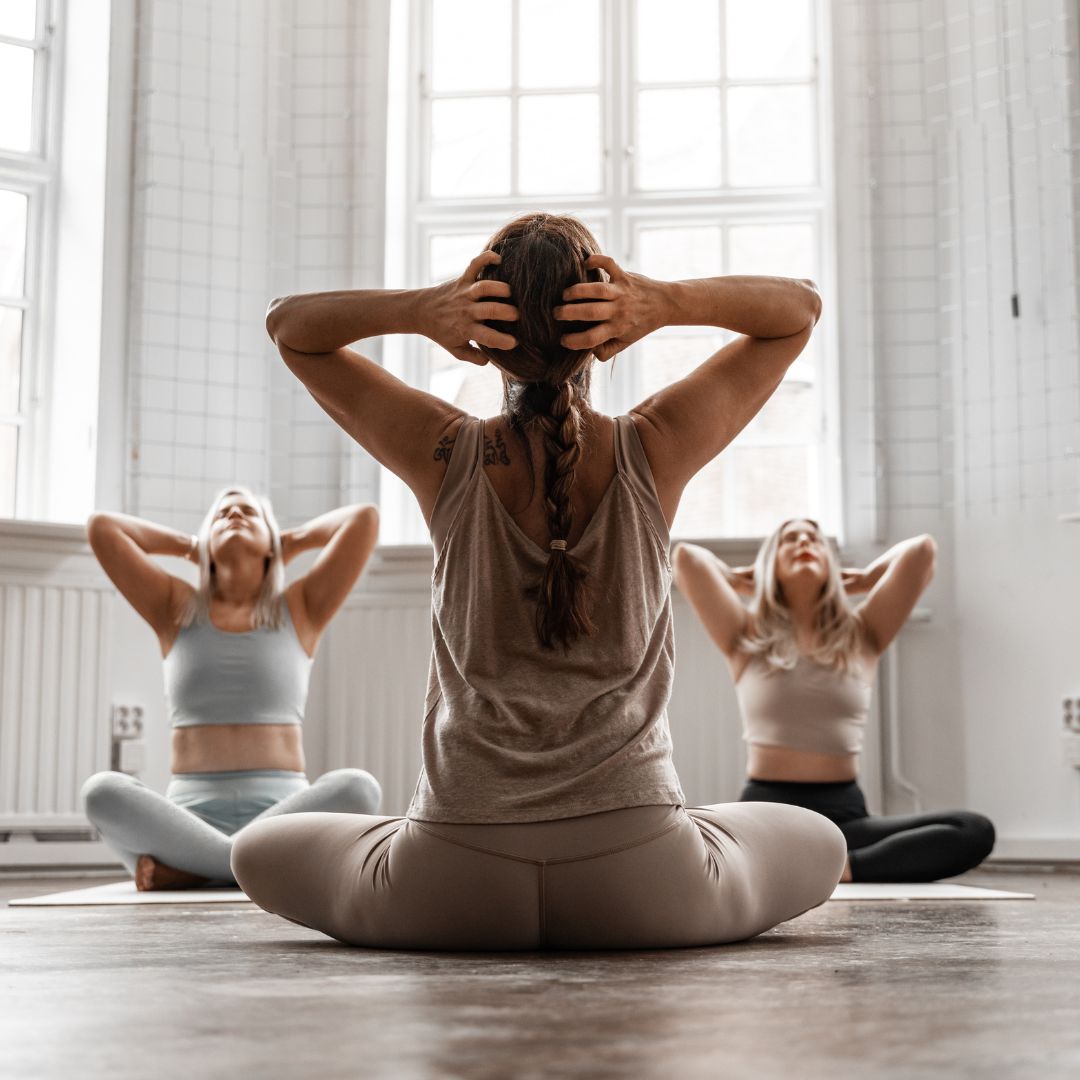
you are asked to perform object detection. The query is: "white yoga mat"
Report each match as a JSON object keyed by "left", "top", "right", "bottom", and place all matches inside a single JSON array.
[
  {"left": 830, "top": 882, "right": 1034, "bottom": 901},
  {"left": 11, "top": 880, "right": 1034, "bottom": 908},
  {"left": 9, "top": 880, "right": 251, "bottom": 907}
]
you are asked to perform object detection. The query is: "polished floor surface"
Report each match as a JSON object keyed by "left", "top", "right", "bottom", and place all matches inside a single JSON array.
[{"left": 3, "top": 868, "right": 1078, "bottom": 1079}]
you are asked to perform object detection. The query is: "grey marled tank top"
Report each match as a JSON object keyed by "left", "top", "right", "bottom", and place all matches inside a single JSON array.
[{"left": 407, "top": 414, "right": 685, "bottom": 823}]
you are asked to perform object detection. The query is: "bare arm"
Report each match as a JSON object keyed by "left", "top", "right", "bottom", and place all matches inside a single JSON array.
[
  {"left": 853, "top": 534, "right": 937, "bottom": 654},
  {"left": 266, "top": 253, "right": 519, "bottom": 524},
  {"left": 283, "top": 504, "right": 380, "bottom": 637},
  {"left": 556, "top": 257, "right": 821, "bottom": 524},
  {"left": 86, "top": 512, "right": 195, "bottom": 638},
  {"left": 672, "top": 542, "right": 753, "bottom": 659}
]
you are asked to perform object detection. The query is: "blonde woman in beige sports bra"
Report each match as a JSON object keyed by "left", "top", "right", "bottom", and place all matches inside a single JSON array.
[
  {"left": 230, "top": 211, "right": 847, "bottom": 950},
  {"left": 675, "top": 521, "right": 995, "bottom": 882}
]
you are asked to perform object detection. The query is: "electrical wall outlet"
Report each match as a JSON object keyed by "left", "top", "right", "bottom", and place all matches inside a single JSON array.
[
  {"left": 1063, "top": 698, "right": 1080, "bottom": 769},
  {"left": 111, "top": 704, "right": 144, "bottom": 740}
]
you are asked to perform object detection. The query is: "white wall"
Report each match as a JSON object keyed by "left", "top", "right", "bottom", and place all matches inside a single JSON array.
[
  {"left": 123, "top": 0, "right": 388, "bottom": 531},
  {"left": 836, "top": 0, "right": 1080, "bottom": 853}
]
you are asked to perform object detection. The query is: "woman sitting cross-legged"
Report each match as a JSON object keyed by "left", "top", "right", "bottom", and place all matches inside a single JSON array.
[
  {"left": 674, "top": 520, "right": 995, "bottom": 883},
  {"left": 81, "top": 491, "right": 383, "bottom": 889},
  {"left": 232, "top": 211, "right": 846, "bottom": 949}
]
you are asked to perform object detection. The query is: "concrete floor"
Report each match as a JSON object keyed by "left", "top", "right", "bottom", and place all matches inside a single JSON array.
[{"left": 2, "top": 868, "right": 1078, "bottom": 1080}]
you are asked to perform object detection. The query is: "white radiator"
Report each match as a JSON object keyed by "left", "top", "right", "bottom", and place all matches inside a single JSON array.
[{"left": 0, "top": 525, "right": 114, "bottom": 839}]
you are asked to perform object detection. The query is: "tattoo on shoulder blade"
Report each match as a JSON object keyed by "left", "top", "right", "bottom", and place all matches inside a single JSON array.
[
  {"left": 434, "top": 436, "right": 455, "bottom": 463},
  {"left": 484, "top": 429, "right": 511, "bottom": 466}
]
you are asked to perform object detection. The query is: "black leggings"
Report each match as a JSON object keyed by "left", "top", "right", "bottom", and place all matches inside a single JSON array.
[{"left": 739, "top": 779, "right": 996, "bottom": 883}]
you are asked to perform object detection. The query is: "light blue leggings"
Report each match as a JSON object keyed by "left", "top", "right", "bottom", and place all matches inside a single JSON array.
[{"left": 81, "top": 768, "right": 382, "bottom": 883}]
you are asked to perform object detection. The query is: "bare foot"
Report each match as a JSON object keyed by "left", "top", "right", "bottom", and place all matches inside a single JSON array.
[
  {"left": 840, "top": 858, "right": 853, "bottom": 883},
  {"left": 135, "top": 854, "right": 213, "bottom": 892}
]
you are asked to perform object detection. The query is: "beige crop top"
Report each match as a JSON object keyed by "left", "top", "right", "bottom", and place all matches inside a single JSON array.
[
  {"left": 407, "top": 414, "right": 686, "bottom": 824},
  {"left": 735, "top": 654, "right": 875, "bottom": 756}
]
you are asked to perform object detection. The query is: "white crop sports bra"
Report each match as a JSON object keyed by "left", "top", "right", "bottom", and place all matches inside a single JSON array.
[{"left": 735, "top": 654, "right": 874, "bottom": 756}]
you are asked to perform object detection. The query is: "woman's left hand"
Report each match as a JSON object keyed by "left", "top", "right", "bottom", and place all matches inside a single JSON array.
[
  {"left": 841, "top": 568, "right": 873, "bottom": 594},
  {"left": 422, "top": 251, "right": 519, "bottom": 366}
]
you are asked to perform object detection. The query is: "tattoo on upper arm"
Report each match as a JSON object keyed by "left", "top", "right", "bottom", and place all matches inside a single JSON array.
[
  {"left": 434, "top": 436, "right": 454, "bottom": 463},
  {"left": 483, "top": 429, "right": 511, "bottom": 466}
]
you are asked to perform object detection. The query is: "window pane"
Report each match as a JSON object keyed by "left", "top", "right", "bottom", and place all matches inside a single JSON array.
[
  {"left": 0, "top": 190, "right": 29, "bottom": 297},
  {"left": 729, "top": 444, "right": 811, "bottom": 536},
  {"left": 636, "top": 225, "right": 722, "bottom": 282},
  {"left": 636, "top": 88, "right": 721, "bottom": 190},
  {"left": 430, "top": 97, "right": 511, "bottom": 197},
  {"left": 672, "top": 456, "right": 727, "bottom": 538},
  {"left": 0, "top": 44, "right": 34, "bottom": 153},
  {"left": 0, "top": 425, "right": 17, "bottom": 516},
  {"left": 0, "top": 307, "right": 23, "bottom": 414},
  {"left": 727, "top": 85, "right": 815, "bottom": 187},
  {"left": 519, "top": 94, "right": 601, "bottom": 194},
  {"left": 520, "top": 0, "right": 600, "bottom": 88},
  {"left": 430, "top": 233, "right": 490, "bottom": 283},
  {"left": 728, "top": 222, "right": 816, "bottom": 278},
  {"left": 737, "top": 380, "right": 817, "bottom": 443},
  {"left": 726, "top": 0, "right": 814, "bottom": 80},
  {"left": 637, "top": 333, "right": 724, "bottom": 401},
  {"left": 635, "top": 0, "right": 719, "bottom": 83},
  {"left": 429, "top": 343, "right": 505, "bottom": 417},
  {"left": 431, "top": 0, "right": 511, "bottom": 92},
  {"left": 0, "top": 0, "right": 36, "bottom": 40}
]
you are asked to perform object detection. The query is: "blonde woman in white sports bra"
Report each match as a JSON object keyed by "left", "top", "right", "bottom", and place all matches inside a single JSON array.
[{"left": 675, "top": 519, "right": 995, "bottom": 883}]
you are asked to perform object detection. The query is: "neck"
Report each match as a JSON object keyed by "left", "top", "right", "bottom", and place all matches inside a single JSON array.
[
  {"left": 211, "top": 559, "right": 265, "bottom": 607},
  {"left": 783, "top": 584, "right": 819, "bottom": 639}
]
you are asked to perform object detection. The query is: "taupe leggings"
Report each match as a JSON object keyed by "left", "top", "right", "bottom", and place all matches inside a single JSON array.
[{"left": 231, "top": 801, "right": 846, "bottom": 950}]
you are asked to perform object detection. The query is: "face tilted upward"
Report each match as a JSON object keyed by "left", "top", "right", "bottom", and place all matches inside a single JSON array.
[
  {"left": 207, "top": 493, "right": 272, "bottom": 567},
  {"left": 774, "top": 519, "right": 830, "bottom": 591}
]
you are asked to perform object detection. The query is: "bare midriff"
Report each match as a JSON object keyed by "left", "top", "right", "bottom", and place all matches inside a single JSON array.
[
  {"left": 171, "top": 724, "right": 305, "bottom": 775},
  {"left": 747, "top": 744, "right": 859, "bottom": 784}
]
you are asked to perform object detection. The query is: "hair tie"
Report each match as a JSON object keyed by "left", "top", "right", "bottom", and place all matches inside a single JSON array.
[{"left": 549, "top": 539, "right": 567, "bottom": 551}]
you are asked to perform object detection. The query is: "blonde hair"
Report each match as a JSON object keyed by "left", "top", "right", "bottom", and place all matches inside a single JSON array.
[
  {"left": 181, "top": 486, "right": 286, "bottom": 630},
  {"left": 739, "top": 518, "right": 864, "bottom": 673}
]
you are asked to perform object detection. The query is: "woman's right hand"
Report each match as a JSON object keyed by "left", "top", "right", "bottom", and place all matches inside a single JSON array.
[
  {"left": 553, "top": 254, "right": 669, "bottom": 362},
  {"left": 422, "top": 251, "right": 520, "bottom": 366}
]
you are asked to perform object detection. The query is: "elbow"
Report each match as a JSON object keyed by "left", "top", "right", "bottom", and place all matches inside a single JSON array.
[
  {"left": 354, "top": 503, "right": 380, "bottom": 545},
  {"left": 86, "top": 511, "right": 111, "bottom": 543},
  {"left": 265, "top": 298, "right": 283, "bottom": 344},
  {"left": 671, "top": 542, "right": 700, "bottom": 589},
  {"left": 798, "top": 279, "right": 822, "bottom": 327},
  {"left": 916, "top": 533, "right": 937, "bottom": 582}
]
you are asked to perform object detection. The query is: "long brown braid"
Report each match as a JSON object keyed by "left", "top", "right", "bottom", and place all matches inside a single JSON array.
[{"left": 475, "top": 213, "right": 605, "bottom": 649}]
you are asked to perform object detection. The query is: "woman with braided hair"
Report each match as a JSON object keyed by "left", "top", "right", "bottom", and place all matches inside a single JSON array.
[{"left": 233, "top": 212, "right": 845, "bottom": 949}]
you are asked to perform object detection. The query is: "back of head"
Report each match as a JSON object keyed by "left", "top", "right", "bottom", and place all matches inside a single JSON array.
[
  {"left": 476, "top": 213, "right": 606, "bottom": 651},
  {"left": 742, "top": 518, "right": 862, "bottom": 672}
]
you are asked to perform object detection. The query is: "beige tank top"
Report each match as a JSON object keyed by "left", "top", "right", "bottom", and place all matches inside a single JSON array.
[
  {"left": 735, "top": 654, "right": 875, "bottom": 755},
  {"left": 407, "top": 414, "right": 686, "bottom": 823}
]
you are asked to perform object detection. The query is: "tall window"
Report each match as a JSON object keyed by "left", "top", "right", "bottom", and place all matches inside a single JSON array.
[
  {"left": 0, "top": 0, "right": 56, "bottom": 518},
  {"left": 384, "top": 0, "right": 836, "bottom": 542}
]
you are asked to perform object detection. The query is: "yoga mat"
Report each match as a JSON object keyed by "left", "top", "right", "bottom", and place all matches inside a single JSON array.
[
  {"left": 9, "top": 881, "right": 251, "bottom": 907},
  {"left": 830, "top": 883, "right": 1034, "bottom": 901},
  {"left": 12, "top": 881, "right": 1034, "bottom": 908}
]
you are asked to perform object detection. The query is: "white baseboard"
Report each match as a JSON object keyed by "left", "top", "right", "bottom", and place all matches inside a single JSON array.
[
  {"left": 0, "top": 839, "right": 122, "bottom": 870},
  {"left": 988, "top": 837, "right": 1080, "bottom": 863}
]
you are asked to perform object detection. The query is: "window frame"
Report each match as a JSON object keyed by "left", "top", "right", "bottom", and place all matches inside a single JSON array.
[
  {"left": 383, "top": 0, "right": 841, "bottom": 544},
  {"left": 0, "top": 0, "right": 63, "bottom": 519}
]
